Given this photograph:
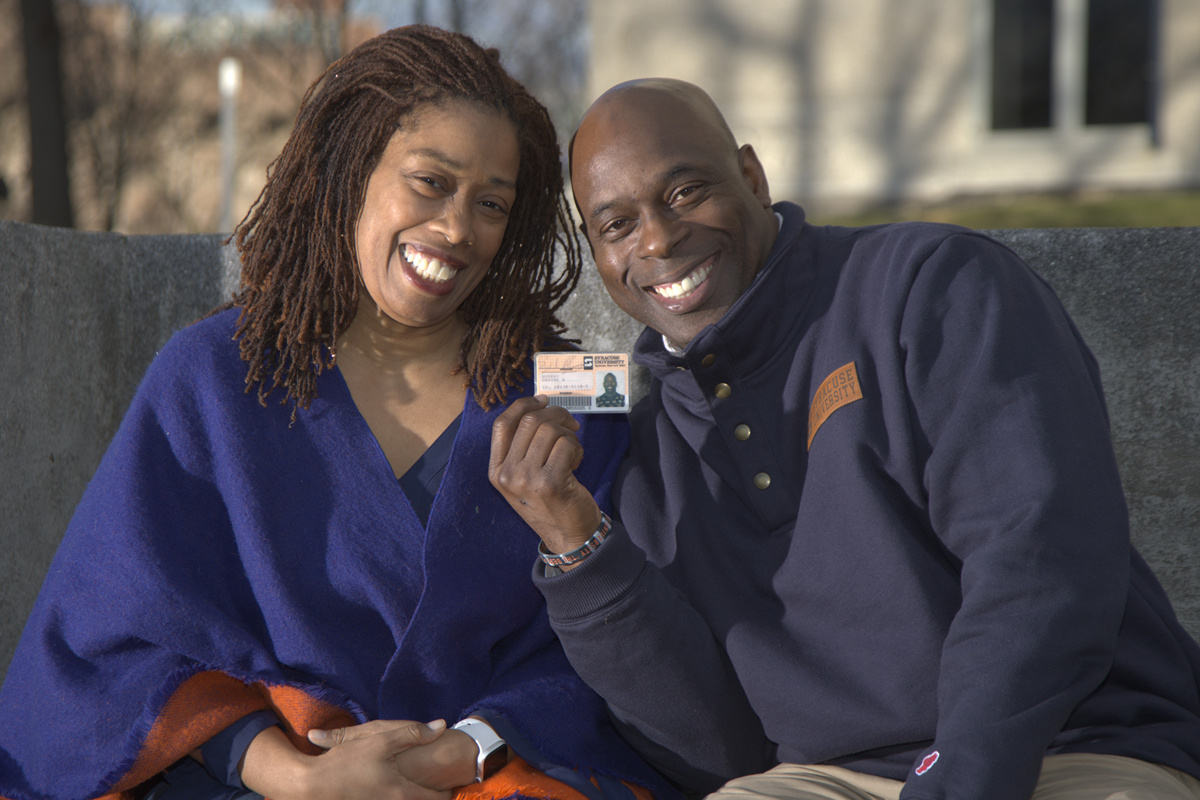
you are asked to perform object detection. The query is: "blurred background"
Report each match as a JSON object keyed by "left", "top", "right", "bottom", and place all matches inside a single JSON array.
[
  {"left": 4, "top": 0, "right": 588, "bottom": 234},
  {"left": 4, "top": 0, "right": 1199, "bottom": 234}
]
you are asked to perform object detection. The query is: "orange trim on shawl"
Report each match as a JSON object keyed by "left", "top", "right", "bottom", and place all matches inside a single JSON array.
[
  {"left": 77, "top": 671, "right": 656, "bottom": 800},
  {"left": 457, "top": 757, "right": 656, "bottom": 800},
  {"left": 98, "top": 670, "right": 355, "bottom": 800}
]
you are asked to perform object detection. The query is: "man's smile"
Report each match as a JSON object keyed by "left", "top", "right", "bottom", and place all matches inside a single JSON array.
[{"left": 650, "top": 259, "right": 714, "bottom": 299}]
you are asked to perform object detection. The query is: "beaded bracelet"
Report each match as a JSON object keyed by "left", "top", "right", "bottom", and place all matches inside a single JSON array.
[{"left": 538, "top": 513, "right": 613, "bottom": 567}]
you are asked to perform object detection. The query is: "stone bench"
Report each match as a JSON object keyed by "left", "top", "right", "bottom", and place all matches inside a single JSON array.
[{"left": 2, "top": 220, "right": 1197, "bottom": 681}]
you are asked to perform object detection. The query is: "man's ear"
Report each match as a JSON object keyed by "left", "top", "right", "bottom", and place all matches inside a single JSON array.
[{"left": 738, "top": 144, "right": 772, "bottom": 208}]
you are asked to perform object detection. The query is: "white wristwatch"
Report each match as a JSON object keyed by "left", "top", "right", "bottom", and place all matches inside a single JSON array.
[{"left": 451, "top": 718, "right": 509, "bottom": 782}]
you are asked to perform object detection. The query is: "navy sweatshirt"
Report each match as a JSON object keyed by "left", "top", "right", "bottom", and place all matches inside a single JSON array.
[{"left": 536, "top": 203, "right": 1200, "bottom": 800}]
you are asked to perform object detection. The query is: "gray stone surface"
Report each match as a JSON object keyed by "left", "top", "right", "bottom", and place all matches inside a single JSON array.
[
  {"left": 985, "top": 228, "right": 1200, "bottom": 638},
  {"left": 1, "top": 221, "right": 1197, "bottom": 685},
  {"left": 0, "top": 222, "right": 234, "bottom": 679}
]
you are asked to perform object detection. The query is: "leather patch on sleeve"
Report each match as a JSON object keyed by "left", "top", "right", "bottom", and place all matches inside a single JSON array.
[{"left": 808, "top": 361, "right": 863, "bottom": 449}]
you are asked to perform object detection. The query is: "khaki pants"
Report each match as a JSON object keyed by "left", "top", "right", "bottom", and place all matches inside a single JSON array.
[{"left": 706, "top": 754, "right": 1200, "bottom": 800}]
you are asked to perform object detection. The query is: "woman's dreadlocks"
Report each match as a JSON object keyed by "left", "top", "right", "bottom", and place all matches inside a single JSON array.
[{"left": 232, "top": 25, "right": 582, "bottom": 411}]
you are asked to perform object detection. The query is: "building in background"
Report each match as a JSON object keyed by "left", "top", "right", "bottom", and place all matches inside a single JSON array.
[
  {"left": 589, "top": 0, "right": 1200, "bottom": 212},
  {"left": 2, "top": 0, "right": 585, "bottom": 235}
]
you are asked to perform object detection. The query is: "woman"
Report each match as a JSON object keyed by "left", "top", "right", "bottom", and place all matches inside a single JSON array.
[{"left": 0, "top": 26, "right": 670, "bottom": 800}]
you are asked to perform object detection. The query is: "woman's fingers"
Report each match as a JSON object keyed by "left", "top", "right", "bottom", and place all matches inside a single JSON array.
[{"left": 308, "top": 718, "right": 446, "bottom": 750}]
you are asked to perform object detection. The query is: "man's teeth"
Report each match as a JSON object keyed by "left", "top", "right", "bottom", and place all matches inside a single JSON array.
[
  {"left": 653, "top": 263, "right": 712, "bottom": 299},
  {"left": 405, "top": 245, "right": 457, "bottom": 283}
]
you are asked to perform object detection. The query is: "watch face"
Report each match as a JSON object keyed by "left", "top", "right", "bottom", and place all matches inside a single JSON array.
[{"left": 482, "top": 743, "right": 509, "bottom": 780}]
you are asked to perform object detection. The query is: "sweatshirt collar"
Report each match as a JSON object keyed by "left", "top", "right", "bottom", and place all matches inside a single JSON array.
[{"left": 636, "top": 201, "right": 815, "bottom": 382}]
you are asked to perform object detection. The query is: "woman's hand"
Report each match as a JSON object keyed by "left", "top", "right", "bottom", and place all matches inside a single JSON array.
[
  {"left": 308, "top": 720, "right": 480, "bottom": 791},
  {"left": 240, "top": 720, "right": 455, "bottom": 800},
  {"left": 489, "top": 395, "right": 604, "bottom": 556}
]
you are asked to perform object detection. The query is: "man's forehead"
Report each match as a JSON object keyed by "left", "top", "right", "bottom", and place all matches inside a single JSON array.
[
  {"left": 570, "top": 80, "right": 739, "bottom": 218},
  {"left": 575, "top": 146, "right": 731, "bottom": 225},
  {"left": 575, "top": 112, "right": 724, "bottom": 197}
]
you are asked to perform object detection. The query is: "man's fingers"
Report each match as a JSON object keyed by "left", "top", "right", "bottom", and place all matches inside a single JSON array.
[
  {"left": 491, "top": 396, "right": 547, "bottom": 465},
  {"left": 493, "top": 421, "right": 582, "bottom": 499},
  {"left": 525, "top": 419, "right": 583, "bottom": 473},
  {"left": 491, "top": 397, "right": 582, "bottom": 484},
  {"left": 547, "top": 433, "right": 588, "bottom": 476},
  {"left": 507, "top": 405, "right": 580, "bottom": 463},
  {"left": 540, "top": 428, "right": 585, "bottom": 478},
  {"left": 307, "top": 718, "right": 446, "bottom": 750}
]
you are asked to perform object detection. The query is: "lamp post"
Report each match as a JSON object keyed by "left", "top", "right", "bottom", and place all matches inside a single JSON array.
[{"left": 218, "top": 56, "right": 242, "bottom": 234}]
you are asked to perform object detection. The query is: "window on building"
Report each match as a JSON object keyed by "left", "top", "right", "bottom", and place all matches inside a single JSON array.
[
  {"left": 990, "top": 0, "right": 1157, "bottom": 131},
  {"left": 1085, "top": 0, "right": 1153, "bottom": 125},
  {"left": 991, "top": 0, "right": 1054, "bottom": 129}
]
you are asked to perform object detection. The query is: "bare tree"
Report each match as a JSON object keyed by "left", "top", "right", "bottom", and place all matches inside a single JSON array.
[
  {"left": 1, "top": 0, "right": 589, "bottom": 234},
  {"left": 466, "top": 0, "right": 588, "bottom": 134},
  {"left": 57, "top": 0, "right": 182, "bottom": 231},
  {"left": 19, "top": 0, "right": 73, "bottom": 226}
]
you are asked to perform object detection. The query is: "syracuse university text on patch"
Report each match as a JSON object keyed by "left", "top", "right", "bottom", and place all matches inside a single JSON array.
[{"left": 807, "top": 361, "right": 863, "bottom": 449}]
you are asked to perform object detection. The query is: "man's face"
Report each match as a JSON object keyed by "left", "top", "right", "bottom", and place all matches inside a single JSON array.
[{"left": 571, "top": 90, "right": 776, "bottom": 348}]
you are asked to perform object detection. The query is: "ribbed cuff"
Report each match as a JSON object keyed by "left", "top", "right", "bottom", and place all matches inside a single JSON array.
[{"left": 532, "top": 519, "right": 649, "bottom": 623}]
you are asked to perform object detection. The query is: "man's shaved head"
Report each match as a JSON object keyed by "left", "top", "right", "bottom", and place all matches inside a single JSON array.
[
  {"left": 568, "top": 78, "right": 776, "bottom": 347},
  {"left": 568, "top": 78, "right": 738, "bottom": 179}
]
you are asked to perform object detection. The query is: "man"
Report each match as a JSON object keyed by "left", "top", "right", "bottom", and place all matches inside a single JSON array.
[
  {"left": 489, "top": 79, "right": 1200, "bottom": 800},
  {"left": 595, "top": 372, "right": 627, "bottom": 408}
]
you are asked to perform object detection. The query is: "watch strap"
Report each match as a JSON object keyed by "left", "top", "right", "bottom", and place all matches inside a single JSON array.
[{"left": 451, "top": 718, "right": 508, "bottom": 782}]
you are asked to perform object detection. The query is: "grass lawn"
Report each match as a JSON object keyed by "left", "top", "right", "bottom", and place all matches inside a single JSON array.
[{"left": 809, "top": 189, "right": 1200, "bottom": 229}]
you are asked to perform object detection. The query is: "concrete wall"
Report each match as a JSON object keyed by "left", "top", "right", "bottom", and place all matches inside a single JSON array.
[
  {"left": 588, "top": 0, "right": 1200, "bottom": 208},
  {"left": 1, "top": 220, "right": 1197, "bottom": 684},
  {"left": 0, "top": 222, "right": 240, "bottom": 680}
]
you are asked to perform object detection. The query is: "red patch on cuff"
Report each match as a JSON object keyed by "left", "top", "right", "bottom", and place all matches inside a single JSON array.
[{"left": 915, "top": 750, "right": 940, "bottom": 776}]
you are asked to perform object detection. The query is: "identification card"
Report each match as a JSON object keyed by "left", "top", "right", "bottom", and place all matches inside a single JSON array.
[{"left": 533, "top": 352, "right": 631, "bottom": 413}]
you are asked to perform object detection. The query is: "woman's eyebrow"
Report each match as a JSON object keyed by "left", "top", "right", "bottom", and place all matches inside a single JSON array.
[{"left": 409, "top": 147, "right": 517, "bottom": 190}]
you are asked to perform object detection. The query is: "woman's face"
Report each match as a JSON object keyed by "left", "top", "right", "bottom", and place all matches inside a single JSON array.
[{"left": 355, "top": 100, "right": 520, "bottom": 330}]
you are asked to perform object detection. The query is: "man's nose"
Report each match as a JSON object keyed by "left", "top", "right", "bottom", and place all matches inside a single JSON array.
[{"left": 635, "top": 211, "right": 686, "bottom": 259}]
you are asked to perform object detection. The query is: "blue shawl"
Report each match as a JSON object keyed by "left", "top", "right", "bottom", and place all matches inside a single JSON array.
[{"left": 0, "top": 309, "right": 668, "bottom": 800}]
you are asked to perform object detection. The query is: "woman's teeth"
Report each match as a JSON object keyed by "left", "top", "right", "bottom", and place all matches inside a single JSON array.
[
  {"left": 653, "top": 262, "right": 713, "bottom": 299},
  {"left": 405, "top": 245, "right": 457, "bottom": 283}
]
